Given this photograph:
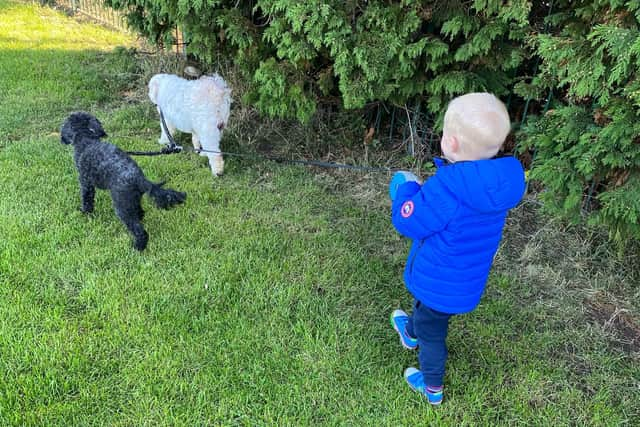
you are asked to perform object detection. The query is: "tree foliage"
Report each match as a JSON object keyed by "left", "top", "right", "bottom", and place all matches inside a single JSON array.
[
  {"left": 517, "top": 0, "right": 640, "bottom": 242},
  {"left": 104, "top": 0, "right": 640, "bottom": 243},
  {"left": 105, "top": 0, "right": 532, "bottom": 121}
]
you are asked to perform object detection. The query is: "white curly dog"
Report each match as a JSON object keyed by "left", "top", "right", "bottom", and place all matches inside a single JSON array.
[{"left": 148, "top": 73, "right": 232, "bottom": 176}]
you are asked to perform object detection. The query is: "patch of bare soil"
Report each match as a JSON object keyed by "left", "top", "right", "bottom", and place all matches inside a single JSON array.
[{"left": 584, "top": 294, "right": 640, "bottom": 354}]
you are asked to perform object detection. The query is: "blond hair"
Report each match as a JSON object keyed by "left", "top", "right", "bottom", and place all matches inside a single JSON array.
[{"left": 443, "top": 93, "right": 511, "bottom": 159}]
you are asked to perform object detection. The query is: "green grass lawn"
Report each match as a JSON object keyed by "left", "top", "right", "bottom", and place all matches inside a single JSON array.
[{"left": 1, "top": 1, "right": 638, "bottom": 425}]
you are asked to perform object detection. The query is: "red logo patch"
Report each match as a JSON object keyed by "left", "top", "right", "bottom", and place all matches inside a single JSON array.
[{"left": 400, "top": 201, "right": 414, "bottom": 218}]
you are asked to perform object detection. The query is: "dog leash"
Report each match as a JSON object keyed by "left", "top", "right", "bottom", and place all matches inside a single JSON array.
[
  {"left": 125, "top": 107, "right": 404, "bottom": 173},
  {"left": 125, "top": 144, "right": 184, "bottom": 156},
  {"left": 191, "top": 147, "right": 403, "bottom": 173},
  {"left": 126, "top": 108, "right": 184, "bottom": 156}
]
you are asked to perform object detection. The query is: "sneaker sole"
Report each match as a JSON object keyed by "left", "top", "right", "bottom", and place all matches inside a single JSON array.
[{"left": 390, "top": 315, "right": 418, "bottom": 350}]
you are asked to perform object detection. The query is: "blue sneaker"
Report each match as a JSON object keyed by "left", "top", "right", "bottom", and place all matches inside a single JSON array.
[
  {"left": 390, "top": 309, "right": 418, "bottom": 350},
  {"left": 404, "top": 367, "right": 444, "bottom": 405}
]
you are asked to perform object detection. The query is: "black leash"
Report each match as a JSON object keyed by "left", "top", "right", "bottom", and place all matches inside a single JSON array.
[
  {"left": 126, "top": 107, "right": 401, "bottom": 173},
  {"left": 192, "top": 147, "right": 400, "bottom": 173},
  {"left": 126, "top": 107, "right": 183, "bottom": 156},
  {"left": 125, "top": 144, "right": 184, "bottom": 156}
]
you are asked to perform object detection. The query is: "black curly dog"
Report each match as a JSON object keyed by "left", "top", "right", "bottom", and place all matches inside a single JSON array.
[{"left": 61, "top": 112, "right": 186, "bottom": 251}]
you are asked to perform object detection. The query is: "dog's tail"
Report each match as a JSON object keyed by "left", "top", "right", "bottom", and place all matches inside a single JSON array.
[{"left": 144, "top": 180, "right": 186, "bottom": 209}]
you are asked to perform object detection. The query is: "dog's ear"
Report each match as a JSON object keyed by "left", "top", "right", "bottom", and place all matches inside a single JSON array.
[
  {"left": 88, "top": 115, "right": 107, "bottom": 138},
  {"left": 148, "top": 75, "right": 160, "bottom": 104},
  {"left": 61, "top": 112, "right": 106, "bottom": 145}
]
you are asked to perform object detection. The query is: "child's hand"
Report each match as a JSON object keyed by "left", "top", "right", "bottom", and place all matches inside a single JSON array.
[{"left": 389, "top": 171, "right": 421, "bottom": 201}]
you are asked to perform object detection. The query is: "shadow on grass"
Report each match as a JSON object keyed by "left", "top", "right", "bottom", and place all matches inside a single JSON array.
[{"left": 0, "top": 47, "right": 139, "bottom": 142}]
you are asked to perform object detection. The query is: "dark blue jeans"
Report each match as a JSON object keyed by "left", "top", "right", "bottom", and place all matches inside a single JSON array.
[{"left": 405, "top": 300, "right": 453, "bottom": 387}]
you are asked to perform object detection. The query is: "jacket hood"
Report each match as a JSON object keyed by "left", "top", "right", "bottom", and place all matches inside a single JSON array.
[{"left": 435, "top": 157, "right": 526, "bottom": 213}]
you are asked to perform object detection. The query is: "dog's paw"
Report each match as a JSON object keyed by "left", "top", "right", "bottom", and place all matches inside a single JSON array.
[
  {"left": 208, "top": 155, "right": 225, "bottom": 177},
  {"left": 133, "top": 231, "right": 149, "bottom": 251}
]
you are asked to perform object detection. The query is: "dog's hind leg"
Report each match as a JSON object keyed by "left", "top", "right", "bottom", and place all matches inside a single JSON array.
[
  {"left": 208, "top": 154, "right": 224, "bottom": 177},
  {"left": 199, "top": 127, "right": 224, "bottom": 176},
  {"left": 135, "top": 201, "right": 145, "bottom": 220},
  {"left": 80, "top": 179, "right": 96, "bottom": 213},
  {"left": 112, "top": 190, "right": 149, "bottom": 251}
]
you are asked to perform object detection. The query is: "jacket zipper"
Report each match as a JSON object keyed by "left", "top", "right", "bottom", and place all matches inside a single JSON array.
[{"left": 409, "top": 239, "right": 425, "bottom": 276}]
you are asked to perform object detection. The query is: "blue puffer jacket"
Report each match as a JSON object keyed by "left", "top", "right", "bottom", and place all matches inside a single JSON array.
[{"left": 392, "top": 157, "right": 525, "bottom": 314}]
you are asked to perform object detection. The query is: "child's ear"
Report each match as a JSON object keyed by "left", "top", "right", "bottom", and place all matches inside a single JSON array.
[
  {"left": 442, "top": 134, "right": 459, "bottom": 155},
  {"left": 448, "top": 135, "right": 460, "bottom": 153}
]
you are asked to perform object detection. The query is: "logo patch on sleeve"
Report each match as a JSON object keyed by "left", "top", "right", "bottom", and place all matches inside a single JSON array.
[{"left": 400, "top": 200, "right": 414, "bottom": 218}]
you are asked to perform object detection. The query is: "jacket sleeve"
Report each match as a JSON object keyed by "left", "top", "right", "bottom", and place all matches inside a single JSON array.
[{"left": 391, "top": 174, "right": 458, "bottom": 240}]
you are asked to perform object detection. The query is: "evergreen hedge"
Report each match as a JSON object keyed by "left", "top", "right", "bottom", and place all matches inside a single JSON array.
[
  {"left": 518, "top": 0, "right": 640, "bottom": 243},
  {"left": 104, "top": 0, "right": 640, "bottom": 243},
  {"left": 105, "top": 0, "right": 534, "bottom": 120}
]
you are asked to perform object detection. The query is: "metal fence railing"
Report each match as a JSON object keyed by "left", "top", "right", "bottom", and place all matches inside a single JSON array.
[{"left": 52, "top": 0, "right": 128, "bottom": 32}]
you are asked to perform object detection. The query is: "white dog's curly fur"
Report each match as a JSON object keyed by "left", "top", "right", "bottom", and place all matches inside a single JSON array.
[{"left": 148, "top": 73, "right": 232, "bottom": 176}]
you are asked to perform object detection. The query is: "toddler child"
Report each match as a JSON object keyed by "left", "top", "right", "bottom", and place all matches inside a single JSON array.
[{"left": 388, "top": 93, "right": 526, "bottom": 404}]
